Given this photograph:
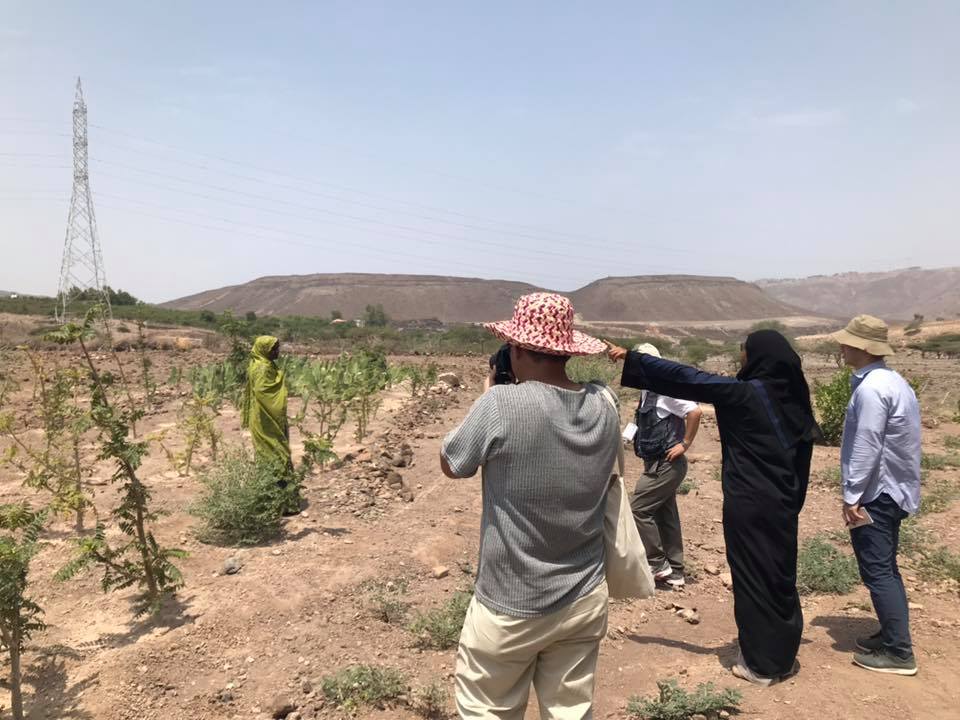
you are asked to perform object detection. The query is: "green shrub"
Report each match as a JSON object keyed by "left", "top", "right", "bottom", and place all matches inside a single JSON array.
[
  {"left": 921, "top": 453, "right": 960, "bottom": 471},
  {"left": 813, "top": 367, "right": 852, "bottom": 446},
  {"left": 917, "top": 546, "right": 960, "bottom": 583},
  {"left": 797, "top": 535, "right": 860, "bottom": 595},
  {"left": 365, "top": 578, "right": 410, "bottom": 625},
  {"left": 409, "top": 591, "right": 472, "bottom": 649},
  {"left": 627, "top": 679, "right": 741, "bottom": 720},
  {"left": 412, "top": 680, "right": 450, "bottom": 719},
  {"left": 567, "top": 356, "right": 620, "bottom": 385},
  {"left": 677, "top": 478, "right": 697, "bottom": 495},
  {"left": 191, "top": 452, "right": 288, "bottom": 546},
  {"left": 320, "top": 665, "right": 408, "bottom": 711},
  {"left": 944, "top": 436, "right": 960, "bottom": 451}
]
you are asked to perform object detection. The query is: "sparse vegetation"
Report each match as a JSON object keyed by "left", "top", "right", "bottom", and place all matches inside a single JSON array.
[
  {"left": 191, "top": 451, "right": 287, "bottom": 546},
  {"left": 409, "top": 591, "right": 472, "bottom": 649},
  {"left": 366, "top": 578, "right": 411, "bottom": 625},
  {"left": 813, "top": 367, "right": 853, "bottom": 446},
  {"left": 917, "top": 546, "right": 960, "bottom": 584},
  {"left": 412, "top": 680, "right": 450, "bottom": 719},
  {"left": 921, "top": 453, "right": 960, "bottom": 471},
  {"left": 567, "top": 355, "right": 620, "bottom": 385},
  {"left": 797, "top": 535, "right": 860, "bottom": 595},
  {"left": 815, "top": 466, "right": 842, "bottom": 488},
  {"left": 677, "top": 478, "right": 697, "bottom": 495},
  {"left": 320, "top": 665, "right": 408, "bottom": 711},
  {"left": 944, "top": 436, "right": 960, "bottom": 451},
  {"left": 918, "top": 476, "right": 960, "bottom": 516},
  {"left": 626, "top": 679, "right": 741, "bottom": 720}
]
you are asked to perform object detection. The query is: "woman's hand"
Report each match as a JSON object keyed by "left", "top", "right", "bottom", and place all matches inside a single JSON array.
[{"left": 605, "top": 341, "right": 628, "bottom": 362}]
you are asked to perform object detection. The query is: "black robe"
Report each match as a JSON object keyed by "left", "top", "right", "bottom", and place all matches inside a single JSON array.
[{"left": 621, "top": 351, "right": 811, "bottom": 677}]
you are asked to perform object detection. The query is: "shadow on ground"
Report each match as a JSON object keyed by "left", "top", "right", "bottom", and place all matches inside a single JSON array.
[{"left": 811, "top": 614, "right": 879, "bottom": 652}]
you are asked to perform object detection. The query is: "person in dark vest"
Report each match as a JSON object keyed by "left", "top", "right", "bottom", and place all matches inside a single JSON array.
[{"left": 629, "top": 343, "right": 702, "bottom": 588}]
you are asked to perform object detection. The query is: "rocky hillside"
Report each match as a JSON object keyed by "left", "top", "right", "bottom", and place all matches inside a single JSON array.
[
  {"left": 569, "top": 275, "right": 801, "bottom": 321},
  {"left": 758, "top": 267, "right": 960, "bottom": 321},
  {"left": 163, "top": 273, "right": 808, "bottom": 323}
]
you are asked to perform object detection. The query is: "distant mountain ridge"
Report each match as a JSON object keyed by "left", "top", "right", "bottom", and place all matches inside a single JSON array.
[
  {"left": 162, "top": 272, "right": 805, "bottom": 323},
  {"left": 757, "top": 267, "right": 960, "bottom": 320}
]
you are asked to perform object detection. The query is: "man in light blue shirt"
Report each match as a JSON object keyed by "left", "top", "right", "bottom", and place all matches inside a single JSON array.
[{"left": 833, "top": 315, "right": 921, "bottom": 677}]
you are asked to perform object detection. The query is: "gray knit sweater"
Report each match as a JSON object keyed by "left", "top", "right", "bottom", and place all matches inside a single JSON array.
[{"left": 442, "top": 381, "right": 620, "bottom": 617}]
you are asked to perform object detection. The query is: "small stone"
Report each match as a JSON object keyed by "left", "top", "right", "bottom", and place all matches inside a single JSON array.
[
  {"left": 677, "top": 608, "right": 700, "bottom": 625},
  {"left": 719, "top": 711, "right": 731, "bottom": 719},
  {"left": 268, "top": 695, "right": 298, "bottom": 719},
  {"left": 720, "top": 572, "right": 733, "bottom": 589},
  {"left": 271, "top": 549, "right": 282, "bottom": 556},
  {"left": 704, "top": 564, "right": 720, "bottom": 576},
  {"left": 691, "top": 715, "right": 708, "bottom": 720},
  {"left": 431, "top": 565, "right": 450, "bottom": 579},
  {"left": 222, "top": 557, "right": 243, "bottom": 575},
  {"left": 908, "top": 602, "right": 924, "bottom": 611},
  {"left": 437, "top": 372, "right": 461, "bottom": 388},
  {"left": 300, "top": 679, "right": 312, "bottom": 694}
]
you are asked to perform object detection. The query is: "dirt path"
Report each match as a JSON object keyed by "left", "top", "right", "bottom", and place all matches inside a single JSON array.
[{"left": 1, "top": 352, "right": 958, "bottom": 719}]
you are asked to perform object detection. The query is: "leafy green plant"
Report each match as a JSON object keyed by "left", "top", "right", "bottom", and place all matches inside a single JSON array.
[
  {"left": 0, "top": 504, "right": 47, "bottom": 720},
  {"left": 395, "top": 362, "right": 439, "bottom": 397},
  {"left": 626, "top": 679, "right": 741, "bottom": 720},
  {"left": 191, "top": 451, "right": 287, "bottom": 546},
  {"left": 813, "top": 367, "right": 853, "bottom": 446},
  {"left": 48, "top": 306, "right": 185, "bottom": 614},
  {"left": 409, "top": 591, "right": 472, "bottom": 649},
  {"left": 797, "top": 535, "right": 859, "bottom": 595},
  {"left": 320, "top": 665, "right": 408, "bottom": 711}
]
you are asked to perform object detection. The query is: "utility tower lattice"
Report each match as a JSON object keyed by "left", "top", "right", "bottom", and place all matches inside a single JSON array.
[{"left": 56, "top": 78, "right": 111, "bottom": 323}]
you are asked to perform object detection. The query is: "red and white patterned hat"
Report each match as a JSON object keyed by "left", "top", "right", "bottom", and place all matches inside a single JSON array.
[{"left": 485, "top": 292, "right": 605, "bottom": 356}]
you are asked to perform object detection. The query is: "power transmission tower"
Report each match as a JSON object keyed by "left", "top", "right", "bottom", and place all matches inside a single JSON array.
[{"left": 56, "top": 77, "right": 111, "bottom": 323}]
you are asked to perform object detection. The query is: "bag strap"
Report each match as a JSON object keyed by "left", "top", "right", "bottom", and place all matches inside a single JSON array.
[{"left": 595, "top": 383, "right": 626, "bottom": 479}]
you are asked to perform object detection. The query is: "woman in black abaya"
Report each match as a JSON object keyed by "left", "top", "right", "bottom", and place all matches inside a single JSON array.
[{"left": 607, "top": 332, "right": 822, "bottom": 685}]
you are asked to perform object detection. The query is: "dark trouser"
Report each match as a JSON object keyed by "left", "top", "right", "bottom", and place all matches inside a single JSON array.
[
  {"left": 631, "top": 456, "right": 687, "bottom": 572},
  {"left": 850, "top": 493, "right": 913, "bottom": 659}
]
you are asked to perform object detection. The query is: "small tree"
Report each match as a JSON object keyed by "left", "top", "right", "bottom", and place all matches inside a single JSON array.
[
  {"left": 813, "top": 367, "right": 853, "bottom": 445},
  {"left": 245, "top": 311, "right": 258, "bottom": 323},
  {"left": 48, "top": 307, "right": 185, "bottom": 614},
  {"left": 0, "top": 504, "right": 47, "bottom": 720},
  {"left": 330, "top": 309, "right": 343, "bottom": 321},
  {"left": 363, "top": 304, "right": 390, "bottom": 327}
]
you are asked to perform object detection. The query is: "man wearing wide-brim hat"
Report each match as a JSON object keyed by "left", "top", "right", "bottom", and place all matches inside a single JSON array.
[
  {"left": 831, "top": 314, "right": 921, "bottom": 676},
  {"left": 439, "top": 292, "right": 621, "bottom": 718}
]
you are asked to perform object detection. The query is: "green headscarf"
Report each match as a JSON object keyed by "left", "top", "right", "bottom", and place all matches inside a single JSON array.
[{"left": 243, "top": 335, "right": 291, "bottom": 467}]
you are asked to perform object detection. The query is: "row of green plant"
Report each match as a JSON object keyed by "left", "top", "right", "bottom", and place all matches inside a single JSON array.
[
  {"left": 364, "top": 578, "right": 473, "bottom": 650},
  {"left": 0, "top": 306, "right": 187, "bottom": 719}
]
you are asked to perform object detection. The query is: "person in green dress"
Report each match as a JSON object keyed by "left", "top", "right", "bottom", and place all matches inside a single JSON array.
[{"left": 243, "top": 335, "right": 299, "bottom": 513}]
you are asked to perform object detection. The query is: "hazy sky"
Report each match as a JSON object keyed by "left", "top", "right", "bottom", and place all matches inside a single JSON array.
[{"left": 1, "top": 2, "right": 958, "bottom": 302}]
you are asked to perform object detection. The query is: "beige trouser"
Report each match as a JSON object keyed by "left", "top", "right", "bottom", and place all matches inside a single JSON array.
[{"left": 455, "top": 581, "right": 609, "bottom": 720}]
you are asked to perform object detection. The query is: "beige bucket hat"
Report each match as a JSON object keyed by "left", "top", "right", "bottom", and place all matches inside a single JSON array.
[{"left": 831, "top": 314, "right": 894, "bottom": 356}]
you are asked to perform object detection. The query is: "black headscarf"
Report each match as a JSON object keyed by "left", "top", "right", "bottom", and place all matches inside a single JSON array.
[{"left": 737, "top": 330, "right": 822, "bottom": 447}]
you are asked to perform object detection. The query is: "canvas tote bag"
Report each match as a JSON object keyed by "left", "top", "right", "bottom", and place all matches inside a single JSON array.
[{"left": 597, "top": 384, "right": 656, "bottom": 600}]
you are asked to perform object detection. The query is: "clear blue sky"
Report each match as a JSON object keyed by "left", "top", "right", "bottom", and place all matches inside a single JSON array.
[{"left": 1, "top": 2, "right": 958, "bottom": 302}]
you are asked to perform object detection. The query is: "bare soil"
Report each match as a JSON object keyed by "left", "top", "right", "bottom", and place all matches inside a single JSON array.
[{"left": 1, "top": 346, "right": 958, "bottom": 720}]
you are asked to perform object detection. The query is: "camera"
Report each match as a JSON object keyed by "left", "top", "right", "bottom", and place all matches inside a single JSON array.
[{"left": 490, "top": 344, "right": 515, "bottom": 385}]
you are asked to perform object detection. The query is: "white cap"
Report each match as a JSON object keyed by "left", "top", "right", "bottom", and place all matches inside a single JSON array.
[{"left": 632, "top": 342, "right": 661, "bottom": 358}]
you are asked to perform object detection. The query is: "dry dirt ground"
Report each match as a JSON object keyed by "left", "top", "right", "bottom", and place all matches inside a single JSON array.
[{"left": 0, "top": 345, "right": 958, "bottom": 720}]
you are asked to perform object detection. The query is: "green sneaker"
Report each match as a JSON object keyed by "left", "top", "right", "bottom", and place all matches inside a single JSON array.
[
  {"left": 855, "top": 631, "right": 883, "bottom": 653},
  {"left": 853, "top": 648, "right": 918, "bottom": 676}
]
